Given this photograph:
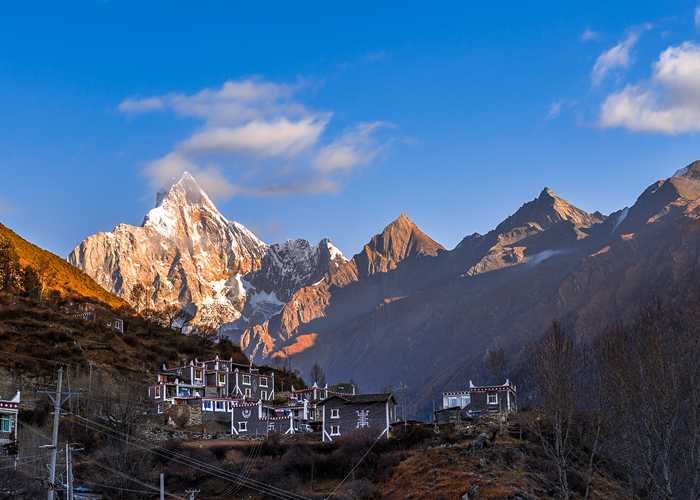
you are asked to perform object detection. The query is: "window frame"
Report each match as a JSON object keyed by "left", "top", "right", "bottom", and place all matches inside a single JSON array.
[
  {"left": 330, "top": 408, "right": 340, "bottom": 419},
  {"left": 218, "top": 373, "right": 226, "bottom": 385},
  {"left": 260, "top": 376, "right": 268, "bottom": 388},
  {"left": 203, "top": 400, "right": 214, "bottom": 411},
  {"left": 330, "top": 424, "right": 340, "bottom": 436},
  {"left": 0, "top": 415, "right": 10, "bottom": 433},
  {"left": 487, "top": 393, "right": 498, "bottom": 405},
  {"left": 261, "top": 390, "right": 268, "bottom": 400},
  {"left": 244, "top": 388, "right": 252, "bottom": 398},
  {"left": 194, "top": 368, "right": 203, "bottom": 381},
  {"left": 238, "top": 421, "right": 247, "bottom": 432},
  {"left": 242, "top": 374, "right": 252, "bottom": 386},
  {"left": 215, "top": 401, "right": 226, "bottom": 412}
]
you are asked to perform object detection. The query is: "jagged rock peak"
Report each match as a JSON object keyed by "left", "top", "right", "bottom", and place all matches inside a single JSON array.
[
  {"left": 496, "top": 187, "right": 602, "bottom": 233},
  {"left": 68, "top": 170, "right": 268, "bottom": 328},
  {"left": 145, "top": 172, "right": 228, "bottom": 233},
  {"left": 371, "top": 213, "right": 444, "bottom": 257},
  {"left": 349, "top": 214, "right": 443, "bottom": 278},
  {"left": 318, "top": 238, "right": 348, "bottom": 262},
  {"left": 156, "top": 171, "right": 217, "bottom": 210},
  {"left": 673, "top": 160, "right": 700, "bottom": 180}
]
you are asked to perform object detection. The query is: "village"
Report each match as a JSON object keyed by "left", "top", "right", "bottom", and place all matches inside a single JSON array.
[{"left": 0, "top": 350, "right": 520, "bottom": 499}]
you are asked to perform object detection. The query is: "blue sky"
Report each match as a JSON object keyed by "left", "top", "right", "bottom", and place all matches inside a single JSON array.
[{"left": 2, "top": 1, "right": 700, "bottom": 257}]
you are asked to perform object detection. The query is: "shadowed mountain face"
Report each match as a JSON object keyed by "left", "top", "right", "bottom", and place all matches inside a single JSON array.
[
  {"left": 241, "top": 161, "right": 700, "bottom": 414},
  {"left": 70, "top": 162, "right": 700, "bottom": 415}
]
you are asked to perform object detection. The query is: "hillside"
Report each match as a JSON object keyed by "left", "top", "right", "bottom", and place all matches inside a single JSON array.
[
  {"left": 0, "top": 223, "right": 127, "bottom": 309},
  {"left": 0, "top": 293, "right": 248, "bottom": 382}
]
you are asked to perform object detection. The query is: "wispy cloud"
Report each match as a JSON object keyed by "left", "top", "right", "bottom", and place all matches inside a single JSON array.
[
  {"left": 599, "top": 41, "right": 700, "bottom": 133},
  {"left": 580, "top": 28, "right": 600, "bottom": 42},
  {"left": 314, "top": 122, "right": 394, "bottom": 173},
  {"left": 118, "top": 78, "right": 393, "bottom": 198},
  {"left": 547, "top": 101, "right": 563, "bottom": 119},
  {"left": 117, "top": 96, "right": 165, "bottom": 113},
  {"left": 591, "top": 24, "right": 652, "bottom": 85},
  {"left": 546, "top": 99, "right": 576, "bottom": 120}
]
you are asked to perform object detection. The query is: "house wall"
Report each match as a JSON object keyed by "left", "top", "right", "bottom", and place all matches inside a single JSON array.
[
  {"left": 434, "top": 407, "right": 469, "bottom": 425},
  {"left": 469, "top": 390, "right": 516, "bottom": 415},
  {"left": 442, "top": 391, "right": 470, "bottom": 409},
  {"left": 230, "top": 404, "right": 290, "bottom": 436},
  {"left": 321, "top": 400, "right": 394, "bottom": 442},
  {"left": 230, "top": 369, "right": 274, "bottom": 401}
]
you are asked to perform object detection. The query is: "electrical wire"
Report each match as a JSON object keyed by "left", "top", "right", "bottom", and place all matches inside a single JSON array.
[
  {"left": 68, "top": 413, "right": 308, "bottom": 500},
  {"left": 324, "top": 429, "right": 386, "bottom": 500},
  {"left": 81, "top": 457, "right": 186, "bottom": 500}
]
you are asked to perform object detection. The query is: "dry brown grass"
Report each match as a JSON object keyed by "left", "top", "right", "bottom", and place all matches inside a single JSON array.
[{"left": 0, "top": 222, "right": 127, "bottom": 308}]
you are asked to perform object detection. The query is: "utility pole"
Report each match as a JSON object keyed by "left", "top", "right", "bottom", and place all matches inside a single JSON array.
[
  {"left": 88, "top": 361, "right": 95, "bottom": 395},
  {"left": 65, "top": 443, "right": 73, "bottom": 500},
  {"left": 38, "top": 367, "right": 80, "bottom": 500},
  {"left": 160, "top": 473, "right": 165, "bottom": 500},
  {"left": 47, "top": 367, "right": 63, "bottom": 500},
  {"left": 398, "top": 382, "right": 408, "bottom": 431}
]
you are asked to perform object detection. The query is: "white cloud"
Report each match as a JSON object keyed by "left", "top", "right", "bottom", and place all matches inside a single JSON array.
[
  {"left": 143, "top": 153, "right": 237, "bottom": 199},
  {"left": 121, "top": 78, "right": 391, "bottom": 197},
  {"left": 580, "top": 28, "right": 600, "bottom": 42},
  {"left": 600, "top": 42, "right": 700, "bottom": 133},
  {"left": 117, "top": 96, "right": 165, "bottom": 113},
  {"left": 591, "top": 24, "right": 651, "bottom": 85},
  {"left": 314, "top": 122, "right": 392, "bottom": 173},
  {"left": 181, "top": 117, "right": 327, "bottom": 157}
]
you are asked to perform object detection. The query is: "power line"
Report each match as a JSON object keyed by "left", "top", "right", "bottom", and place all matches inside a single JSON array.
[
  {"left": 77, "top": 479, "right": 154, "bottom": 495},
  {"left": 68, "top": 413, "right": 308, "bottom": 500},
  {"left": 82, "top": 457, "right": 186, "bottom": 500},
  {"left": 325, "top": 429, "right": 386, "bottom": 500}
]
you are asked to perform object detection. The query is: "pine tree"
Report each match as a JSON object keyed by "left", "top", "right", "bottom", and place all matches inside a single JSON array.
[
  {"left": 21, "top": 266, "right": 42, "bottom": 299},
  {"left": 0, "top": 236, "right": 21, "bottom": 292}
]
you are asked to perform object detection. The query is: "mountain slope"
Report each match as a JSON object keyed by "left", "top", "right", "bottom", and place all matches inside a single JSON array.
[
  {"left": 0, "top": 223, "right": 126, "bottom": 308},
  {"left": 242, "top": 162, "right": 700, "bottom": 416},
  {"left": 240, "top": 214, "right": 446, "bottom": 359}
]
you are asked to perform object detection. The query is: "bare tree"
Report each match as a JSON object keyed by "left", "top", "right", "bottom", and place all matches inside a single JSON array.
[
  {"left": 309, "top": 363, "right": 326, "bottom": 387},
  {"left": 160, "top": 304, "right": 181, "bottom": 330},
  {"left": 485, "top": 346, "right": 506, "bottom": 383},
  {"left": 532, "top": 322, "right": 577, "bottom": 500},
  {"left": 129, "top": 283, "right": 147, "bottom": 311},
  {"left": 598, "top": 304, "right": 700, "bottom": 499}
]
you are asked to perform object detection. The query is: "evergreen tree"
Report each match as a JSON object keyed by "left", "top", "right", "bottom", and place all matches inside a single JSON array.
[
  {"left": 0, "top": 236, "right": 21, "bottom": 292},
  {"left": 21, "top": 266, "right": 42, "bottom": 299}
]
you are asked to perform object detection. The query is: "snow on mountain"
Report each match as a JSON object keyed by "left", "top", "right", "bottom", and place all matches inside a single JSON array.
[
  {"left": 247, "top": 239, "right": 347, "bottom": 309},
  {"left": 68, "top": 172, "right": 344, "bottom": 331}
]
